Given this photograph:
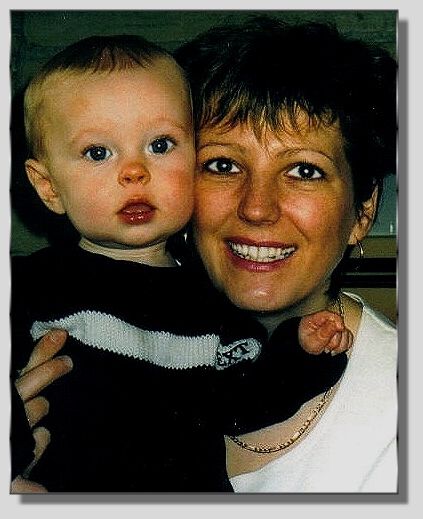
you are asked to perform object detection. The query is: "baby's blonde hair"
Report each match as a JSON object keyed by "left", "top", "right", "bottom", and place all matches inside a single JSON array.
[{"left": 24, "top": 34, "right": 186, "bottom": 159}]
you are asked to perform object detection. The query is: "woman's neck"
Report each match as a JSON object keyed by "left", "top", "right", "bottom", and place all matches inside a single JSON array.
[
  {"left": 251, "top": 293, "right": 335, "bottom": 336},
  {"left": 78, "top": 237, "right": 178, "bottom": 267}
]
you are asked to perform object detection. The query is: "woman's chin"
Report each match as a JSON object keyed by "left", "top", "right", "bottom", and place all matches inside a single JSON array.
[{"left": 226, "top": 289, "right": 285, "bottom": 314}]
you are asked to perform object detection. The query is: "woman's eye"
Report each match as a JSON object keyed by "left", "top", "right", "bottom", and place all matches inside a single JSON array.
[
  {"left": 149, "top": 137, "right": 175, "bottom": 155},
  {"left": 203, "top": 158, "right": 240, "bottom": 174},
  {"left": 288, "top": 162, "right": 325, "bottom": 180},
  {"left": 84, "top": 146, "right": 111, "bottom": 162}
]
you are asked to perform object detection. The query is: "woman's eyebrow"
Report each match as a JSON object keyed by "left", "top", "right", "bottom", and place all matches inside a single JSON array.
[
  {"left": 281, "top": 147, "right": 336, "bottom": 164},
  {"left": 197, "top": 141, "right": 245, "bottom": 152}
]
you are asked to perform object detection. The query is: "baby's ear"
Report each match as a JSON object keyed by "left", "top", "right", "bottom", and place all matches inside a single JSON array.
[{"left": 25, "top": 159, "right": 66, "bottom": 215}]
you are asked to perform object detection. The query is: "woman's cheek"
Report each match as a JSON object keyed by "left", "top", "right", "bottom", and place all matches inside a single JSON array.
[
  {"left": 285, "top": 195, "right": 328, "bottom": 233},
  {"left": 194, "top": 183, "right": 225, "bottom": 229}
]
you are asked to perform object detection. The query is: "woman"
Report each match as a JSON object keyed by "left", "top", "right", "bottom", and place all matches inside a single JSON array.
[{"left": 13, "top": 17, "right": 397, "bottom": 492}]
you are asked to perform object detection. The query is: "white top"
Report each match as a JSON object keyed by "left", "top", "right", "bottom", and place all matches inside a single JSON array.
[{"left": 230, "top": 294, "right": 398, "bottom": 493}]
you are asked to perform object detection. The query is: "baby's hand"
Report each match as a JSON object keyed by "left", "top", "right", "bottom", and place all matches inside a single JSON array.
[{"left": 299, "top": 310, "right": 353, "bottom": 356}]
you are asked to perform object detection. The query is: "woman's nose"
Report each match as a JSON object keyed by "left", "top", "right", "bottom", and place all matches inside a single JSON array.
[
  {"left": 237, "top": 177, "right": 280, "bottom": 225},
  {"left": 118, "top": 162, "right": 150, "bottom": 186}
]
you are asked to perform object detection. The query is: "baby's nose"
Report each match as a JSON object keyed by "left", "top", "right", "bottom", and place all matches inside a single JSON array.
[{"left": 118, "top": 162, "right": 150, "bottom": 186}]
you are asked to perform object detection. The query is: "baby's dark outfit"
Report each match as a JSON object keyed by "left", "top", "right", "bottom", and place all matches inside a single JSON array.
[{"left": 11, "top": 245, "right": 347, "bottom": 492}]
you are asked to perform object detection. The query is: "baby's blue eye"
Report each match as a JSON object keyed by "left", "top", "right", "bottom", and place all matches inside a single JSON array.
[
  {"left": 149, "top": 137, "right": 175, "bottom": 154},
  {"left": 84, "top": 146, "right": 111, "bottom": 162}
]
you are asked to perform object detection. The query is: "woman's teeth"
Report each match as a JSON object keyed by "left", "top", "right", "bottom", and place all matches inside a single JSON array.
[{"left": 228, "top": 242, "right": 295, "bottom": 262}]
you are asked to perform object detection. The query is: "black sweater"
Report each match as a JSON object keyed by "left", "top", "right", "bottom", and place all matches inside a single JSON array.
[{"left": 11, "top": 245, "right": 347, "bottom": 492}]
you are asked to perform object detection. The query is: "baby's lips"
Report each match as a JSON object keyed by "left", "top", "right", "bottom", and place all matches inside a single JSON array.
[
  {"left": 118, "top": 200, "right": 156, "bottom": 224},
  {"left": 120, "top": 202, "right": 154, "bottom": 214}
]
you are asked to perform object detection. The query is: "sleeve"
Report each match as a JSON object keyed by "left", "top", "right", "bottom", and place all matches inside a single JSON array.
[
  {"left": 214, "top": 312, "right": 348, "bottom": 436},
  {"left": 10, "top": 383, "right": 35, "bottom": 480},
  {"left": 10, "top": 255, "right": 37, "bottom": 479},
  {"left": 359, "top": 437, "right": 398, "bottom": 492}
]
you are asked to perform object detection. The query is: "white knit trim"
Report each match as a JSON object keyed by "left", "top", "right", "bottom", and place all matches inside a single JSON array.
[{"left": 30, "top": 311, "right": 219, "bottom": 370}]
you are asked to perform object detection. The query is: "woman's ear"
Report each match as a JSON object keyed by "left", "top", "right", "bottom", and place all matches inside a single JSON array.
[
  {"left": 25, "top": 159, "right": 66, "bottom": 215},
  {"left": 348, "top": 186, "right": 379, "bottom": 245}
]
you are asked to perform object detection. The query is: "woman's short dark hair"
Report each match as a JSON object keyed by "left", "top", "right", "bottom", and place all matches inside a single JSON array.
[{"left": 175, "top": 16, "right": 397, "bottom": 214}]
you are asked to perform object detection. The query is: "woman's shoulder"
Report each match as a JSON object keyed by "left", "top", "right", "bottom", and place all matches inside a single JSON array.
[
  {"left": 344, "top": 291, "right": 397, "bottom": 373},
  {"left": 344, "top": 291, "right": 396, "bottom": 333}
]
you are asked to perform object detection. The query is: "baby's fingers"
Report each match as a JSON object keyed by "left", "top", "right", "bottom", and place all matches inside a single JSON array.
[{"left": 325, "top": 329, "right": 353, "bottom": 355}]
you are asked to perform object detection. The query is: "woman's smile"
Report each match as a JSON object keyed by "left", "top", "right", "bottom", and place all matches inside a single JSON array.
[{"left": 225, "top": 239, "right": 296, "bottom": 272}]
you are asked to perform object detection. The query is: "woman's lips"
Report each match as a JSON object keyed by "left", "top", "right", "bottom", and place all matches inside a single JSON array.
[{"left": 118, "top": 202, "right": 155, "bottom": 224}]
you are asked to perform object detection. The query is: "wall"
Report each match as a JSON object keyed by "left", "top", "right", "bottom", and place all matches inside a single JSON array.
[
  {"left": 347, "top": 236, "right": 397, "bottom": 324},
  {"left": 11, "top": 10, "right": 397, "bottom": 95}
]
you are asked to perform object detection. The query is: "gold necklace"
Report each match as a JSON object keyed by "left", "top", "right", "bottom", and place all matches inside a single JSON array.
[
  {"left": 228, "top": 296, "right": 343, "bottom": 454},
  {"left": 228, "top": 386, "right": 333, "bottom": 453},
  {"left": 336, "top": 295, "right": 345, "bottom": 318}
]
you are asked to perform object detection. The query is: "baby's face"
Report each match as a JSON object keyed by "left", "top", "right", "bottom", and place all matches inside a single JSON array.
[{"left": 30, "top": 57, "right": 195, "bottom": 251}]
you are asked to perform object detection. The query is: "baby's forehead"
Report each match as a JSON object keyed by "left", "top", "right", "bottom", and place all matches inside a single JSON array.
[{"left": 39, "top": 53, "right": 184, "bottom": 87}]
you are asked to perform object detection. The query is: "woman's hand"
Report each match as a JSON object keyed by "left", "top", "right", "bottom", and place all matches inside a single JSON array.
[
  {"left": 11, "top": 475, "right": 48, "bottom": 493},
  {"left": 15, "top": 329, "right": 73, "bottom": 427},
  {"left": 11, "top": 329, "right": 73, "bottom": 493}
]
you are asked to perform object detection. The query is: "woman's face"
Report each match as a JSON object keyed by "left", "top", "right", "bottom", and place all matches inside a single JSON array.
[{"left": 194, "top": 114, "right": 374, "bottom": 319}]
